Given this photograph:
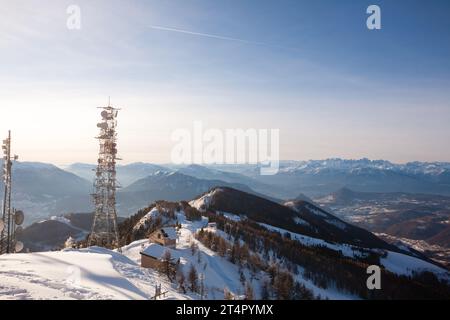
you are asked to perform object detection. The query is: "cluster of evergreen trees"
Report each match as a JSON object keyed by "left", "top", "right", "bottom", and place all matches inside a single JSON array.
[
  {"left": 195, "top": 228, "right": 316, "bottom": 300},
  {"left": 174, "top": 261, "right": 206, "bottom": 298},
  {"left": 156, "top": 243, "right": 207, "bottom": 298},
  {"left": 197, "top": 208, "right": 450, "bottom": 300}
]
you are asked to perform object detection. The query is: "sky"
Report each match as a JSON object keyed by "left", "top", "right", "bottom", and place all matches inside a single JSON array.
[{"left": 0, "top": 0, "right": 449, "bottom": 165}]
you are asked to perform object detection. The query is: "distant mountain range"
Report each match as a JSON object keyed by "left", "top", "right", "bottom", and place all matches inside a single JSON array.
[
  {"left": 117, "top": 170, "right": 280, "bottom": 215},
  {"left": 0, "top": 162, "right": 92, "bottom": 225},
  {"left": 239, "top": 159, "right": 450, "bottom": 197},
  {"left": 66, "top": 162, "right": 285, "bottom": 197},
  {"left": 9, "top": 161, "right": 280, "bottom": 225},
  {"left": 67, "top": 159, "right": 450, "bottom": 197},
  {"left": 7, "top": 158, "right": 450, "bottom": 226},
  {"left": 65, "top": 162, "right": 169, "bottom": 187}
]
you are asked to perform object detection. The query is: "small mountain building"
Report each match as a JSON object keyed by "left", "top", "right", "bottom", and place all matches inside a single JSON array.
[
  {"left": 140, "top": 243, "right": 181, "bottom": 269},
  {"left": 149, "top": 227, "right": 177, "bottom": 248}
]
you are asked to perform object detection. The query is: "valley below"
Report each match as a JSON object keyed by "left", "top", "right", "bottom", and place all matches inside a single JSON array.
[{"left": 315, "top": 188, "right": 450, "bottom": 267}]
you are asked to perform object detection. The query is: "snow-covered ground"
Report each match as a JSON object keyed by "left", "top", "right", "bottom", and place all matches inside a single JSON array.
[
  {"left": 189, "top": 188, "right": 223, "bottom": 212},
  {"left": 217, "top": 211, "right": 243, "bottom": 222},
  {"left": 174, "top": 212, "right": 259, "bottom": 299},
  {"left": 1, "top": 207, "right": 448, "bottom": 300},
  {"left": 0, "top": 210, "right": 256, "bottom": 300},
  {"left": 380, "top": 251, "right": 449, "bottom": 279},
  {"left": 0, "top": 246, "right": 190, "bottom": 300},
  {"left": 133, "top": 207, "right": 161, "bottom": 231}
]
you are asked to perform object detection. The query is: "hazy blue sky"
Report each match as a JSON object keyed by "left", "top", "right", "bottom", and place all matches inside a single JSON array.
[{"left": 0, "top": 0, "right": 449, "bottom": 164}]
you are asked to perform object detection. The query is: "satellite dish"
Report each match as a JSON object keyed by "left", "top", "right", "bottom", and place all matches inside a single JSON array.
[
  {"left": 101, "top": 111, "right": 109, "bottom": 119},
  {"left": 14, "top": 210, "right": 24, "bottom": 226},
  {"left": 97, "top": 122, "right": 108, "bottom": 130},
  {"left": 0, "top": 219, "right": 4, "bottom": 233},
  {"left": 15, "top": 241, "right": 24, "bottom": 253},
  {"left": 15, "top": 226, "right": 23, "bottom": 235}
]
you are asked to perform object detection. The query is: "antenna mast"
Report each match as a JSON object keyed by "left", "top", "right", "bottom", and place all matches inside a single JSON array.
[
  {"left": 88, "top": 105, "right": 121, "bottom": 250},
  {"left": 0, "top": 131, "right": 23, "bottom": 255}
]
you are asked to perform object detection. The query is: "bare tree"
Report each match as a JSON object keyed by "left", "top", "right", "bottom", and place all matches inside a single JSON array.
[
  {"left": 199, "top": 273, "right": 206, "bottom": 300},
  {"left": 188, "top": 264, "right": 198, "bottom": 292},
  {"left": 176, "top": 267, "right": 186, "bottom": 294},
  {"left": 190, "top": 242, "right": 198, "bottom": 256},
  {"left": 245, "top": 282, "right": 254, "bottom": 300},
  {"left": 160, "top": 250, "right": 175, "bottom": 281}
]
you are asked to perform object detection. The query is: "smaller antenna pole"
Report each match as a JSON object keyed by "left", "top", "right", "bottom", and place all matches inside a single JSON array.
[{"left": 1, "top": 131, "right": 13, "bottom": 254}]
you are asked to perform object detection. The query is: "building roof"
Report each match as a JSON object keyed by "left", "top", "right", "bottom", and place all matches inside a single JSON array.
[
  {"left": 159, "top": 227, "right": 177, "bottom": 240},
  {"left": 140, "top": 243, "right": 182, "bottom": 261}
]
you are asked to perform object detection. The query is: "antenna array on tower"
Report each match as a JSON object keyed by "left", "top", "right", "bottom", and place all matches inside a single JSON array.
[{"left": 88, "top": 105, "right": 121, "bottom": 250}]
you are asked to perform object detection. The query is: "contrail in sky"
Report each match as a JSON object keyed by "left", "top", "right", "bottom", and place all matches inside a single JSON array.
[{"left": 149, "top": 25, "right": 298, "bottom": 51}]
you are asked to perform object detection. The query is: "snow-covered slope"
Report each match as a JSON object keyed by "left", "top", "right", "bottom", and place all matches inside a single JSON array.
[
  {"left": 192, "top": 187, "right": 394, "bottom": 250},
  {"left": 189, "top": 188, "right": 224, "bottom": 212},
  {"left": 257, "top": 223, "right": 449, "bottom": 280},
  {"left": 0, "top": 207, "right": 356, "bottom": 300},
  {"left": 2, "top": 190, "right": 450, "bottom": 300},
  {"left": 0, "top": 246, "right": 189, "bottom": 300},
  {"left": 0, "top": 210, "right": 265, "bottom": 300}
]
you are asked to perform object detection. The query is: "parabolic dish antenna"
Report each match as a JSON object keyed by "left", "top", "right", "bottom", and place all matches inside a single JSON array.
[
  {"left": 14, "top": 210, "right": 24, "bottom": 226},
  {"left": 15, "top": 241, "right": 24, "bottom": 253},
  {"left": 15, "top": 226, "right": 23, "bottom": 235}
]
